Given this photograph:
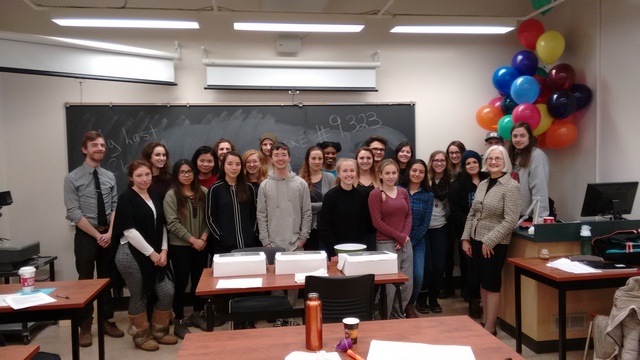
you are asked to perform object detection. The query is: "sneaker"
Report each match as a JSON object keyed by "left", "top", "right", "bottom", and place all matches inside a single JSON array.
[
  {"left": 287, "top": 318, "right": 301, "bottom": 326},
  {"left": 103, "top": 320, "right": 124, "bottom": 338},
  {"left": 429, "top": 299, "right": 443, "bottom": 313},
  {"left": 273, "top": 319, "right": 286, "bottom": 327}
]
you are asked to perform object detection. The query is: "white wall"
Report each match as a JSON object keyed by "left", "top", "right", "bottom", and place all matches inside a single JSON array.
[{"left": 2, "top": 0, "right": 637, "bottom": 280}]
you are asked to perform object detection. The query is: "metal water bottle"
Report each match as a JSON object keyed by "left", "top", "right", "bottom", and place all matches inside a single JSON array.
[
  {"left": 580, "top": 225, "right": 592, "bottom": 255},
  {"left": 305, "top": 292, "right": 323, "bottom": 351}
]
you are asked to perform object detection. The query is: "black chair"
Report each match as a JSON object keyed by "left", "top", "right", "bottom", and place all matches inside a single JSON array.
[
  {"left": 228, "top": 247, "right": 295, "bottom": 329},
  {"left": 304, "top": 274, "right": 375, "bottom": 324}
]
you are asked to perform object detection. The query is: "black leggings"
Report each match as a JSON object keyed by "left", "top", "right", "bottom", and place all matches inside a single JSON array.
[{"left": 169, "top": 244, "right": 208, "bottom": 319}]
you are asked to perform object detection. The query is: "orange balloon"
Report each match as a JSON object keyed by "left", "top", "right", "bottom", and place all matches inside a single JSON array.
[
  {"left": 545, "top": 121, "right": 578, "bottom": 149},
  {"left": 476, "top": 105, "right": 503, "bottom": 131},
  {"left": 537, "top": 132, "right": 548, "bottom": 149}
]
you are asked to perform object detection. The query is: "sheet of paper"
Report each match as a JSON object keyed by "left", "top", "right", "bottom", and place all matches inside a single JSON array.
[
  {"left": 0, "top": 292, "right": 20, "bottom": 307},
  {"left": 294, "top": 268, "right": 328, "bottom": 283},
  {"left": 284, "top": 351, "right": 341, "bottom": 360},
  {"left": 4, "top": 292, "right": 57, "bottom": 310},
  {"left": 216, "top": 278, "right": 263, "bottom": 289},
  {"left": 367, "top": 340, "right": 475, "bottom": 360},
  {"left": 547, "top": 258, "right": 601, "bottom": 274}
]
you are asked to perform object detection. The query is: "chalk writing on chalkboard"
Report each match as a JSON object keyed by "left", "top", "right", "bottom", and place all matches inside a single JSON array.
[{"left": 66, "top": 104, "right": 415, "bottom": 191}]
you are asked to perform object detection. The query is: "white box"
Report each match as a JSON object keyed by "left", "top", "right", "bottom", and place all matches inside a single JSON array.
[
  {"left": 337, "top": 251, "right": 398, "bottom": 276},
  {"left": 275, "top": 251, "right": 327, "bottom": 275},
  {"left": 213, "top": 252, "right": 266, "bottom": 277}
]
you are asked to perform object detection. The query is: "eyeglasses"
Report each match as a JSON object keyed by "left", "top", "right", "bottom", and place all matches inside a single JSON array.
[
  {"left": 448, "top": 151, "right": 461, "bottom": 156},
  {"left": 178, "top": 170, "right": 194, "bottom": 176},
  {"left": 486, "top": 157, "right": 504, "bottom": 163},
  {"left": 432, "top": 159, "right": 446, "bottom": 163},
  {"left": 370, "top": 147, "right": 385, "bottom": 153}
]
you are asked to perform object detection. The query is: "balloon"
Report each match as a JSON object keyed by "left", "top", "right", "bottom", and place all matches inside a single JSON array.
[
  {"left": 533, "top": 104, "right": 553, "bottom": 135},
  {"left": 534, "top": 75, "right": 551, "bottom": 104},
  {"left": 546, "top": 121, "right": 578, "bottom": 149},
  {"left": 512, "top": 103, "right": 541, "bottom": 130},
  {"left": 537, "top": 132, "right": 548, "bottom": 149},
  {"left": 571, "top": 84, "right": 593, "bottom": 111},
  {"left": 547, "top": 90, "right": 577, "bottom": 119},
  {"left": 488, "top": 96, "right": 503, "bottom": 109},
  {"left": 510, "top": 76, "right": 540, "bottom": 104},
  {"left": 512, "top": 50, "right": 539, "bottom": 76},
  {"left": 497, "top": 115, "right": 514, "bottom": 140},
  {"left": 517, "top": 19, "right": 545, "bottom": 50},
  {"left": 547, "top": 63, "right": 576, "bottom": 90},
  {"left": 536, "top": 31, "right": 565, "bottom": 64},
  {"left": 492, "top": 66, "right": 520, "bottom": 95},
  {"left": 536, "top": 67, "right": 548, "bottom": 77},
  {"left": 476, "top": 105, "right": 503, "bottom": 131},
  {"left": 500, "top": 95, "right": 518, "bottom": 115},
  {"left": 531, "top": 0, "right": 553, "bottom": 15}
]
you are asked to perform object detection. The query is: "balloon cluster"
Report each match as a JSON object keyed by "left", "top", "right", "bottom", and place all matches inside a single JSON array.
[{"left": 475, "top": 19, "right": 593, "bottom": 149}]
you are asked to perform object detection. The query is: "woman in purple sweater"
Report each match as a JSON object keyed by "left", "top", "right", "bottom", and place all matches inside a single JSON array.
[{"left": 368, "top": 159, "right": 413, "bottom": 319}]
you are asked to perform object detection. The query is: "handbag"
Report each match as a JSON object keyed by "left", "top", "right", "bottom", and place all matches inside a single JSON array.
[{"left": 592, "top": 229, "right": 640, "bottom": 265}]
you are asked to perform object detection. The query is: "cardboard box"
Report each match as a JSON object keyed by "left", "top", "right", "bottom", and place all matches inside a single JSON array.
[
  {"left": 337, "top": 251, "right": 398, "bottom": 276},
  {"left": 275, "top": 251, "right": 327, "bottom": 275},
  {"left": 213, "top": 252, "right": 266, "bottom": 277}
]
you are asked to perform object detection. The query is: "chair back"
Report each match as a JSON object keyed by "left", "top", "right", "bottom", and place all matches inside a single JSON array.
[
  {"left": 304, "top": 274, "right": 375, "bottom": 323},
  {"left": 231, "top": 246, "right": 284, "bottom": 265}
]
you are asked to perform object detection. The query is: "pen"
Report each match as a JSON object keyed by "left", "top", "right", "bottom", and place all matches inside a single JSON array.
[{"left": 55, "top": 294, "right": 70, "bottom": 299}]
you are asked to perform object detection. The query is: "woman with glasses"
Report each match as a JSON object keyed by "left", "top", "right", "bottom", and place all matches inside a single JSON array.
[
  {"left": 508, "top": 122, "right": 550, "bottom": 220},
  {"left": 461, "top": 146, "right": 521, "bottom": 336},
  {"left": 416, "top": 150, "right": 451, "bottom": 314},
  {"left": 163, "top": 159, "right": 209, "bottom": 338},
  {"left": 242, "top": 149, "right": 268, "bottom": 193}
]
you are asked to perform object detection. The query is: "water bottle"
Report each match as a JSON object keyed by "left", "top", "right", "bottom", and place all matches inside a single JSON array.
[
  {"left": 580, "top": 225, "right": 592, "bottom": 255},
  {"left": 305, "top": 293, "right": 323, "bottom": 351}
]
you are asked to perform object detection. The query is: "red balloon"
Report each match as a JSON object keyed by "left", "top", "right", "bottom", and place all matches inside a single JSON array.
[
  {"left": 512, "top": 103, "right": 541, "bottom": 130},
  {"left": 533, "top": 74, "right": 551, "bottom": 104},
  {"left": 546, "top": 121, "right": 578, "bottom": 149},
  {"left": 488, "top": 96, "right": 503, "bottom": 109},
  {"left": 517, "top": 19, "right": 545, "bottom": 50},
  {"left": 548, "top": 63, "right": 576, "bottom": 91},
  {"left": 537, "top": 132, "right": 548, "bottom": 149}
]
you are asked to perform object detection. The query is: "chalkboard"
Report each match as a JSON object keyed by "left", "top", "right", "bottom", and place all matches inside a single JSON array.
[{"left": 66, "top": 104, "right": 415, "bottom": 191}]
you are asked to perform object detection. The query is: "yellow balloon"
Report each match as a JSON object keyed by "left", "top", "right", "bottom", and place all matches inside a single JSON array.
[
  {"left": 533, "top": 104, "right": 553, "bottom": 135},
  {"left": 536, "top": 30, "right": 565, "bottom": 64}
]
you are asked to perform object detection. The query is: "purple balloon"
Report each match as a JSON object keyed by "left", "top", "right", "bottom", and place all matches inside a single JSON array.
[
  {"left": 511, "top": 50, "right": 539, "bottom": 76},
  {"left": 547, "top": 90, "right": 577, "bottom": 119}
]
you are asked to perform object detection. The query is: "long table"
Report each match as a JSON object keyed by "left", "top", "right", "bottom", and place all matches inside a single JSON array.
[
  {"left": 0, "top": 278, "right": 109, "bottom": 360},
  {"left": 178, "top": 315, "right": 524, "bottom": 359},
  {"left": 195, "top": 263, "right": 409, "bottom": 331},
  {"left": 509, "top": 257, "right": 639, "bottom": 360},
  {"left": 0, "top": 344, "right": 40, "bottom": 360}
]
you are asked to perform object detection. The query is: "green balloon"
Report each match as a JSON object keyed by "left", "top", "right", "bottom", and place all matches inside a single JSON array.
[
  {"left": 531, "top": 0, "right": 553, "bottom": 15},
  {"left": 498, "top": 115, "right": 514, "bottom": 141}
]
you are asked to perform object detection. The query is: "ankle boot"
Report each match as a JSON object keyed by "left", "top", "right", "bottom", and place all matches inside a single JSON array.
[
  {"left": 128, "top": 312, "right": 159, "bottom": 351},
  {"left": 173, "top": 318, "right": 191, "bottom": 340},
  {"left": 404, "top": 304, "right": 419, "bottom": 319},
  {"left": 151, "top": 309, "right": 178, "bottom": 345},
  {"left": 79, "top": 317, "right": 93, "bottom": 347}
]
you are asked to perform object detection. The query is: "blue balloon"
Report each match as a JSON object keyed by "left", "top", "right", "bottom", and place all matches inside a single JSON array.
[
  {"left": 510, "top": 76, "right": 540, "bottom": 104},
  {"left": 511, "top": 50, "right": 539, "bottom": 76},
  {"left": 547, "top": 90, "right": 577, "bottom": 119},
  {"left": 571, "top": 84, "right": 593, "bottom": 111},
  {"left": 492, "top": 66, "right": 520, "bottom": 95}
]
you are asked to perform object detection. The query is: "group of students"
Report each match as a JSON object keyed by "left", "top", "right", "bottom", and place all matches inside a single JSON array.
[{"left": 64, "top": 122, "right": 549, "bottom": 351}]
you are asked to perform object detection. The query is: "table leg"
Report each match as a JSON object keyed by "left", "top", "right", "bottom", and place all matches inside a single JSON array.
[
  {"left": 49, "top": 261, "right": 56, "bottom": 282},
  {"left": 379, "top": 285, "right": 388, "bottom": 320},
  {"left": 71, "top": 315, "right": 80, "bottom": 360},
  {"left": 558, "top": 287, "right": 566, "bottom": 360},
  {"left": 514, "top": 266, "right": 522, "bottom": 354},
  {"left": 97, "top": 293, "right": 105, "bottom": 360},
  {"left": 205, "top": 298, "right": 214, "bottom": 332}
]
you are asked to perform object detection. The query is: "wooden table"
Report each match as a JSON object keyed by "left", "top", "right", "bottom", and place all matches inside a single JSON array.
[
  {"left": 196, "top": 263, "right": 409, "bottom": 331},
  {"left": 178, "top": 315, "right": 524, "bottom": 360},
  {"left": 0, "top": 278, "right": 109, "bottom": 360},
  {"left": 508, "top": 257, "right": 639, "bottom": 360},
  {"left": 0, "top": 344, "right": 40, "bottom": 360}
]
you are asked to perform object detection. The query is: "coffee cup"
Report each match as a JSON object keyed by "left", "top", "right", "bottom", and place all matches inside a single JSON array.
[
  {"left": 342, "top": 317, "right": 359, "bottom": 344},
  {"left": 543, "top": 217, "right": 555, "bottom": 224},
  {"left": 18, "top": 266, "right": 36, "bottom": 293}
]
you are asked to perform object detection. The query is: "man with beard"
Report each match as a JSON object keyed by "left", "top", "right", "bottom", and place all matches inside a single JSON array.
[{"left": 64, "top": 131, "right": 124, "bottom": 347}]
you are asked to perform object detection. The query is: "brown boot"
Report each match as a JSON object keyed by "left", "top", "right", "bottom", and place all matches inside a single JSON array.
[
  {"left": 103, "top": 320, "right": 125, "bottom": 338},
  {"left": 79, "top": 317, "right": 93, "bottom": 347},
  {"left": 151, "top": 309, "right": 178, "bottom": 345},
  {"left": 404, "top": 304, "right": 419, "bottom": 319},
  {"left": 128, "top": 312, "right": 159, "bottom": 351}
]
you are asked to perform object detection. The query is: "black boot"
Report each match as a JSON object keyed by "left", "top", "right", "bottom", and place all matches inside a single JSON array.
[
  {"left": 468, "top": 299, "right": 482, "bottom": 319},
  {"left": 428, "top": 297, "right": 442, "bottom": 313}
]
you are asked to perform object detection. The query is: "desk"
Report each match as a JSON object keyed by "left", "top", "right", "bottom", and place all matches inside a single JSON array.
[
  {"left": 178, "top": 315, "right": 523, "bottom": 360},
  {"left": 196, "top": 263, "right": 409, "bottom": 331},
  {"left": 509, "top": 257, "right": 639, "bottom": 360},
  {"left": 0, "top": 279, "right": 109, "bottom": 360},
  {"left": 0, "top": 344, "right": 40, "bottom": 360}
]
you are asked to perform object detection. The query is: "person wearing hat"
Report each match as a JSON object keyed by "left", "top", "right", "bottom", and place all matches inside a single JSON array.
[
  {"left": 259, "top": 133, "right": 278, "bottom": 168},
  {"left": 316, "top": 141, "right": 342, "bottom": 177},
  {"left": 448, "top": 150, "right": 488, "bottom": 320},
  {"left": 485, "top": 131, "right": 504, "bottom": 148}
]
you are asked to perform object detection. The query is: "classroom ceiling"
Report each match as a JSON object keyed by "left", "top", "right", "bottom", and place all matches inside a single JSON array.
[{"left": 20, "top": 0, "right": 536, "bottom": 18}]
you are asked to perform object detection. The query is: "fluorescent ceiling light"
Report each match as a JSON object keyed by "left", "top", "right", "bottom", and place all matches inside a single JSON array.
[
  {"left": 52, "top": 18, "right": 199, "bottom": 29},
  {"left": 391, "top": 25, "right": 514, "bottom": 34},
  {"left": 234, "top": 22, "right": 363, "bottom": 33}
]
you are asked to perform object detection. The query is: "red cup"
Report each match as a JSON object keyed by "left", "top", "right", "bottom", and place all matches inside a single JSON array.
[{"left": 543, "top": 217, "right": 555, "bottom": 224}]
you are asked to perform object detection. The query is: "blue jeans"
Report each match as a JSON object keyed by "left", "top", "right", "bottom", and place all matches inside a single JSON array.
[
  {"left": 421, "top": 225, "right": 448, "bottom": 299},
  {"left": 409, "top": 236, "right": 425, "bottom": 304}
]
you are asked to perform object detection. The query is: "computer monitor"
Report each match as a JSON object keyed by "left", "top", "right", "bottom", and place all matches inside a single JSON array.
[{"left": 580, "top": 182, "right": 639, "bottom": 220}]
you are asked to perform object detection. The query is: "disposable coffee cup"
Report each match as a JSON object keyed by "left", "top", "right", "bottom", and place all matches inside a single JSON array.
[
  {"left": 18, "top": 266, "right": 36, "bottom": 293},
  {"left": 342, "top": 317, "right": 360, "bottom": 344},
  {"left": 543, "top": 217, "right": 555, "bottom": 224}
]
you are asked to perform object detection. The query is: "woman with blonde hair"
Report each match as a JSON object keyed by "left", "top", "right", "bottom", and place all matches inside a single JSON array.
[{"left": 242, "top": 149, "right": 268, "bottom": 192}]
